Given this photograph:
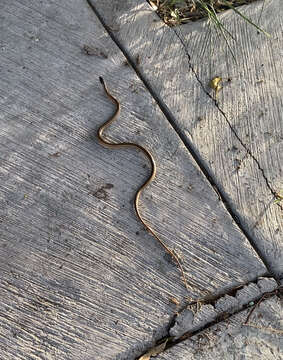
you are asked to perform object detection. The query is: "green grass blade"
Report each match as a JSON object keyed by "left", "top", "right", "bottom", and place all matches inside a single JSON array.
[{"left": 220, "top": 0, "right": 270, "bottom": 37}]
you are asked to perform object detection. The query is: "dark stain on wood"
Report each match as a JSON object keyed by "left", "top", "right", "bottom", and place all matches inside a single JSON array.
[
  {"left": 82, "top": 44, "right": 108, "bottom": 58},
  {"left": 90, "top": 183, "right": 114, "bottom": 200}
]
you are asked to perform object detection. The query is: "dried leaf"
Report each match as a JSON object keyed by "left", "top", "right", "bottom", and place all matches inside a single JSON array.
[
  {"left": 138, "top": 338, "right": 169, "bottom": 360},
  {"left": 209, "top": 76, "right": 222, "bottom": 98},
  {"left": 148, "top": 0, "right": 158, "bottom": 10},
  {"left": 169, "top": 296, "right": 180, "bottom": 306},
  {"left": 209, "top": 76, "right": 222, "bottom": 91}
]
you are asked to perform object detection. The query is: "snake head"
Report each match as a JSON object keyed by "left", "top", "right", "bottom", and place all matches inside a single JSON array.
[{"left": 99, "top": 76, "right": 105, "bottom": 86}]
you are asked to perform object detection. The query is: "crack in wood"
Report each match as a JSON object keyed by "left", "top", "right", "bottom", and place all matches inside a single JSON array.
[{"left": 173, "top": 27, "right": 283, "bottom": 212}]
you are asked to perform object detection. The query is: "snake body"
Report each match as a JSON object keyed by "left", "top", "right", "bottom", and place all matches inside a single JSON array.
[{"left": 98, "top": 77, "right": 189, "bottom": 292}]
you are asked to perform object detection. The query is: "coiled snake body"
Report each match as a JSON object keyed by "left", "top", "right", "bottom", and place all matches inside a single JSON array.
[{"left": 98, "top": 77, "right": 189, "bottom": 292}]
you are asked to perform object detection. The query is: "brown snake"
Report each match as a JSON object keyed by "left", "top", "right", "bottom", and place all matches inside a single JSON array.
[{"left": 98, "top": 77, "right": 190, "bottom": 292}]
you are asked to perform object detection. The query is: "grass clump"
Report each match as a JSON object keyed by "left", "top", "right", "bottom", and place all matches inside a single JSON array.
[
  {"left": 149, "top": 1, "right": 268, "bottom": 60},
  {"left": 149, "top": 1, "right": 264, "bottom": 27}
]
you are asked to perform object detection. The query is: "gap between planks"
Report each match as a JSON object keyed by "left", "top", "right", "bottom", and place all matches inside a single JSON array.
[{"left": 136, "top": 277, "right": 282, "bottom": 359}]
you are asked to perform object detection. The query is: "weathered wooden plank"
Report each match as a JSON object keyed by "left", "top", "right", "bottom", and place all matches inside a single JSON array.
[
  {"left": 156, "top": 294, "right": 283, "bottom": 359},
  {"left": 91, "top": 0, "right": 283, "bottom": 277},
  {"left": 0, "top": 0, "right": 267, "bottom": 359}
]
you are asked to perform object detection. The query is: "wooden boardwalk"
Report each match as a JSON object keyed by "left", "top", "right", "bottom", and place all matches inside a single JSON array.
[{"left": 0, "top": 0, "right": 282, "bottom": 359}]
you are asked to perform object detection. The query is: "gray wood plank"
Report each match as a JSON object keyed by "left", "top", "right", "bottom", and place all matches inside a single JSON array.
[
  {"left": 156, "top": 294, "right": 283, "bottom": 360},
  {"left": 91, "top": 0, "right": 283, "bottom": 277},
  {"left": 0, "top": 0, "right": 267, "bottom": 359}
]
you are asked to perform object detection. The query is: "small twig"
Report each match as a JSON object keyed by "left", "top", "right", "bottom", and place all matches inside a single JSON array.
[
  {"left": 244, "top": 289, "right": 279, "bottom": 325},
  {"left": 242, "top": 323, "right": 283, "bottom": 335},
  {"left": 244, "top": 294, "right": 266, "bottom": 324}
]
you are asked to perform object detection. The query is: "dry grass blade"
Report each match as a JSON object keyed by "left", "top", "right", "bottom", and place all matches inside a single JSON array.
[{"left": 242, "top": 323, "right": 283, "bottom": 334}]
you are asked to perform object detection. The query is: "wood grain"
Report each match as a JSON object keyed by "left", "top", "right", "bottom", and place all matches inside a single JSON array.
[
  {"left": 91, "top": 0, "right": 283, "bottom": 277},
  {"left": 0, "top": 0, "right": 267, "bottom": 359}
]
